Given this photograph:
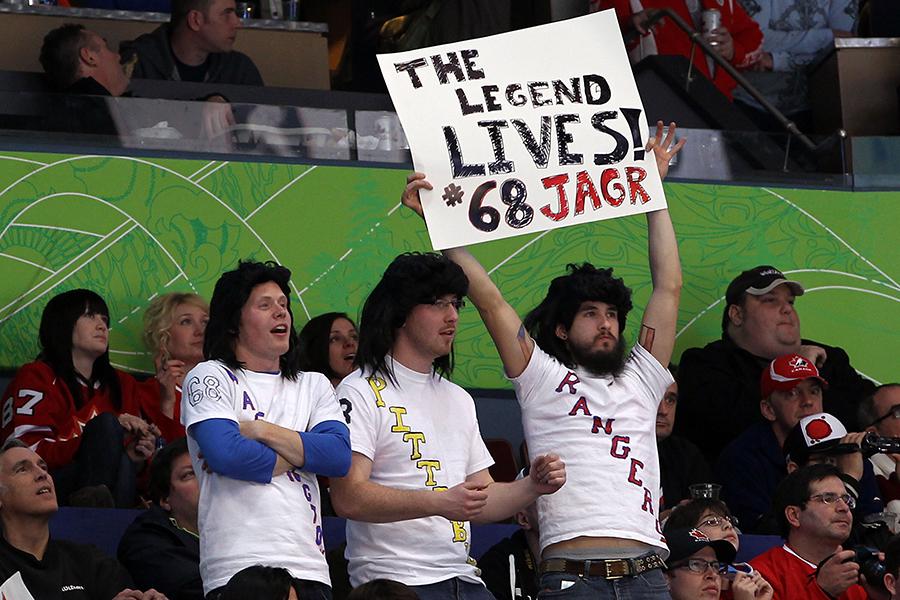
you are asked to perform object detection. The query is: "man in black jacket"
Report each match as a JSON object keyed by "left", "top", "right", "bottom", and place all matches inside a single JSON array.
[
  {"left": 0, "top": 439, "right": 165, "bottom": 599},
  {"left": 676, "top": 266, "right": 875, "bottom": 462},
  {"left": 40, "top": 24, "right": 131, "bottom": 96},
  {"left": 121, "top": 0, "right": 262, "bottom": 86},
  {"left": 119, "top": 438, "right": 202, "bottom": 600},
  {"left": 39, "top": 23, "right": 236, "bottom": 141}
]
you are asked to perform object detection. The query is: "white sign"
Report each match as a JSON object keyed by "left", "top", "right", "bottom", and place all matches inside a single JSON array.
[
  {"left": 0, "top": 572, "right": 36, "bottom": 600},
  {"left": 378, "top": 10, "right": 667, "bottom": 250}
]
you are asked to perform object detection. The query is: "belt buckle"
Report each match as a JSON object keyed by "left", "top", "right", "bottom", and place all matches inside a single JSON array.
[{"left": 601, "top": 559, "right": 627, "bottom": 580}]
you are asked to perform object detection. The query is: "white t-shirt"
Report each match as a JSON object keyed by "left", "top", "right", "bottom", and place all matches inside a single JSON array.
[
  {"left": 512, "top": 343, "right": 673, "bottom": 554},
  {"left": 182, "top": 361, "right": 342, "bottom": 593},
  {"left": 336, "top": 358, "right": 494, "bottom": 587}
]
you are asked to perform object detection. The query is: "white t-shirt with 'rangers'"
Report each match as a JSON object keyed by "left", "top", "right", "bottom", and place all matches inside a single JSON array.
[
  {"left": 182, "top": 361, "right": 342, "bottom": 594},
  {"left": 512, "top": 343, "right": 673, "bottom": 554},
  {"left": 337, "top": 358, "right": 494, "bottom": 587}
]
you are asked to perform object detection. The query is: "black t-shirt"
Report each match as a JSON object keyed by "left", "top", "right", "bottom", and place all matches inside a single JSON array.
[
  {"left": 174, "top": 55, "right": 210, "bottom": 83},
  {"left": 0, "top": 536, "right": 132, "bottom": 599}
]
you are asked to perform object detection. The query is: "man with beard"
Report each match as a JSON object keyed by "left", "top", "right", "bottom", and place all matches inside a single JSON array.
[{"left": 401, "top": 122, "right": 685, "bottom": 599}]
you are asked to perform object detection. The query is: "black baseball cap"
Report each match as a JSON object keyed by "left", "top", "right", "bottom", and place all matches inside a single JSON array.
[
  {"left": 725, "top": 266, "right": 805, "bottom": 306},
  {"left": 665, "top": 528, "right": 737, "bottom": 566}
]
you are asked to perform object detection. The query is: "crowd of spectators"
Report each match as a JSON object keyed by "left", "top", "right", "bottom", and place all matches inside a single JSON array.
[
  {"left": 3, "top": 250, "right": 890, "bottom": 599},
  {"left": 0, "top": 3, "right": 896, "bottom": 599},
  {"left": 21, "top": 0, "right": 900, "bottom": 141}
]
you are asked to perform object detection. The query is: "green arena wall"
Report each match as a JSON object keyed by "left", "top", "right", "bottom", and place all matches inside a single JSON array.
[{"left": 0, "top": 152, "right": 896, "bottom": 387}]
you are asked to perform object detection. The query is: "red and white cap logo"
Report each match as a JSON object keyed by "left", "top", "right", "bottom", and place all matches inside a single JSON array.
[
  {"left": 688, "top": 529, "right": 710, "bottom": 542},
  {"left": 760, "top": 353, "right": 827, "bottom": 398},
  {"left": 788, "top": 356, "right": 810, "bottom": 372}
]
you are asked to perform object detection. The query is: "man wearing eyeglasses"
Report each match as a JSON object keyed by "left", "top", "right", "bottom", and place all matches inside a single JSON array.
[
  {"left": 400, "top": 124, "right": 684, "bottom": 598},
  {"left": 751, "top": 463, "right": 869, "bottom": 600},
  {"left": 860, "top": 384, "right": 900, "bottom": 516},
  {"left": 330, "top": 253, "right": 566, "bottom": 599}
]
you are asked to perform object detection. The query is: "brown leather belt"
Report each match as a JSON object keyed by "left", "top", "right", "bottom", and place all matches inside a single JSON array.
[{"left": 540, "top": 554, "right": 665, "bottom": 579}]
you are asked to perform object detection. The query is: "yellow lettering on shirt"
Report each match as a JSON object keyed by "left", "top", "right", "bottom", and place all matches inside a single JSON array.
[
  {"left": 416, "top": 459, "right": 441, "bottom": 486},
  {"left": 389, "top": 406, "right": 411, "bottom": 432},
  {"left": 367, "top": 375, "right": 387, "bottom": 408},
  {"left": 403, "top": 432, "right": 426, "bottom": 459},
  {"left": 451, "top": 520, "right": 468, "bottom": 542}
]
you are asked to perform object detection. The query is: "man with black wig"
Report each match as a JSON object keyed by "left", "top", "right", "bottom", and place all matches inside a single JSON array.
[
  {"left": 330, "top": 252, "right": 566, "bottom": 599},
  {"left": 402, "top": 122, "right": 684, "bottom": 598},
  {"left": 182, "top": 260, "right": 350, "bottom": 599}
]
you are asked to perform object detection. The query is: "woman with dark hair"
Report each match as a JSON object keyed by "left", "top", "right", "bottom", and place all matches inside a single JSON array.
[
  {"left": 0, "top": 289, "right": 159, "bottom": 506},
  {"left": 298, "top": 312, "right": 358, "bottom": 388},
  {"left": 140, "top": 292, "right": 209, "bottom": 442}
]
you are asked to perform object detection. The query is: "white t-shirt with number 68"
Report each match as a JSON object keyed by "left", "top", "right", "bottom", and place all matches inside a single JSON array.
[{"left": 182, "top": 360, "right": 342, "bottom": 594}]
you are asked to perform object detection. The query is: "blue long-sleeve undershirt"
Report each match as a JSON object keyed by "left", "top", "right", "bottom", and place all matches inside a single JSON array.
[
  {"left": 189, "top": 418, "right": 351, "bottom": 482},
  {"left": 300, "top": 420, "right": 351, "bottom": 477},
  {"left": 190, "top": 419, "right": 276, "bottom": 483}
]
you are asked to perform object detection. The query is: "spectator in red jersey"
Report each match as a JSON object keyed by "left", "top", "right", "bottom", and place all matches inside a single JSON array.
[
  {"left": 1, "top": 289, "right": 159, "bottom": 506},
  {"left": 141, "top": 293, "right": 209, "bottom": 443},
  {"left": 750, "top": 463, "right": 870, "bottom": 600},
  {"left": 593, "top": 0, "right": 763, "bottom": 99}
]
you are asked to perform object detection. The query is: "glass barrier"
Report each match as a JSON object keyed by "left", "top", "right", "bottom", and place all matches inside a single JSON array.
[{"left": 0, "top": 89, "right": 894, "bottom": 189}]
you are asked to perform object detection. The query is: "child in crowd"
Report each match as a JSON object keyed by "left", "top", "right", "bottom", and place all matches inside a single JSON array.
[
  {"left": 665, "top": 499, "right": 774, "bottom": 599},
  {"left": 664, "top": 527, "right": 773, "bottom": 600}
]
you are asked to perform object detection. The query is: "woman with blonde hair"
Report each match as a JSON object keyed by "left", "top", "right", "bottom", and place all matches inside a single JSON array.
[{"left": 141, "top": 292, "right": 209, "bottom": 442}]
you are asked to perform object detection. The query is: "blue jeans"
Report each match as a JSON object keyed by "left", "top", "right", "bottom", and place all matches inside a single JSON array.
[
  {"left": 537, "top": 569, "right": 670, "bottom": 599},
  {"left": 411, "top": 577, "right": 497, "bottom": 600}
]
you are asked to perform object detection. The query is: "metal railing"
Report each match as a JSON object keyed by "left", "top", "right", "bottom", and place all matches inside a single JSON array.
[{"left": 624, "top": 7, "right": 819, "bottom": 153}]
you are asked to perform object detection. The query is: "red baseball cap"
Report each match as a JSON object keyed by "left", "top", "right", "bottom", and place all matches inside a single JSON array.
[{"left": 760, "top": 353, "right": 828, "bottom": 399}]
